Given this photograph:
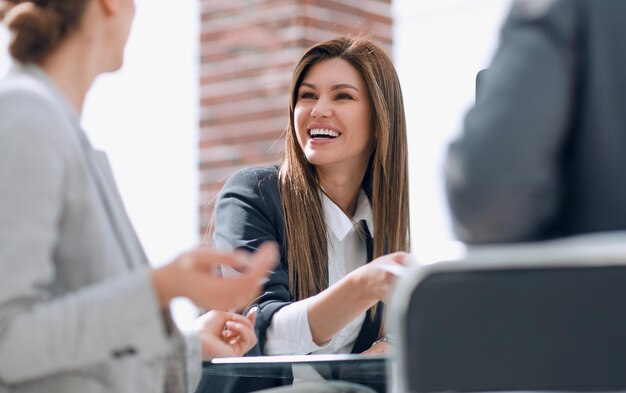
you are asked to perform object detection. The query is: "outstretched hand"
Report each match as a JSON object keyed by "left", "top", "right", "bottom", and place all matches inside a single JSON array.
[
  {"left": 348, "top": 251, "right": 408, "bottom": 304},
  {"left": 152, "top": 242, "right": 279, "bottom": 311}
]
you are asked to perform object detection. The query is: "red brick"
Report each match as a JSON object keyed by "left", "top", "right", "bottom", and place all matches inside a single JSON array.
[{"left": 198, "top": 0, "right": 392, "bottom": 239}]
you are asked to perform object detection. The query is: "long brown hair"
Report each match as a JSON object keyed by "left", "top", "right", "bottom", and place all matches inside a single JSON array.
[{"left": 280, "top": 36, "right": 410, "bottom": 302}]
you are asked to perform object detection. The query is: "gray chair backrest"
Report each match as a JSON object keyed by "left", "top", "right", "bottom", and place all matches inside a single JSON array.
[
  {"left": 389, "top": 232, "right": 626, "bottom": 393},
  {"left": 476, "top": 68, "right": 487, "bottom": 103}
]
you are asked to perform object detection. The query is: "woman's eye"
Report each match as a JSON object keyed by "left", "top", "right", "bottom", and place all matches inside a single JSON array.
[
  {"left": 335, "top": 92, "right": 354, "bottom": 100},
  {"left": 300, "top": 92, "right": 317, "bottom": 99}
]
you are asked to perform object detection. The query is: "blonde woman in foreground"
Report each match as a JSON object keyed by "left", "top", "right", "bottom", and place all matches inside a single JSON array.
[{"left": 209, "top": 36, "right": 410, "bottom": 392}]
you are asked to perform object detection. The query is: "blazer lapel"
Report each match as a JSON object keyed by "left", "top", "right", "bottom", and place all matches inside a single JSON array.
[
  {"left": 23, "top": 64, "right": 149, "bottom": 269},
  {"left": 77, "top": 129, "right": 149, "bottom": 269}
]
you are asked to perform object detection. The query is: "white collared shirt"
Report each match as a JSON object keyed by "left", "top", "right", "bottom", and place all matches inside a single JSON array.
[{"left": 265, "top": 189, "right": 374, "bottom": 355}]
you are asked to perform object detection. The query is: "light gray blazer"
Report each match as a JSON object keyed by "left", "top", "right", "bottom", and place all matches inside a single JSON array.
[{"left": 0, "top": 65, "right": 201, "bottom": 393}]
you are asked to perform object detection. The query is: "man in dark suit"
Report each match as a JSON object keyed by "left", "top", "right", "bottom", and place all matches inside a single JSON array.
[{"left": 446, "top": 0, "right": 626, "bottom": 244}]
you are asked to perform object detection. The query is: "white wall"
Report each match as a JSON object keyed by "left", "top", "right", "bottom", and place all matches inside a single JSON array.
[
  {"left": 0, "top": 26, "right": 8, "bottom": 73},
  {"left": 83, "top": 1, "right": 199, "bottom": 266},
  {"left": 83, "top": 1, "right": 200, "bottom": 328},
  {"left": 393, "top": 0, "right": 512, "bottom": 262}
]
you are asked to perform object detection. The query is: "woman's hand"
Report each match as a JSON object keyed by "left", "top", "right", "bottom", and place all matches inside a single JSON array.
[
  {"left": 348, "top": 251, "right": 408, "bottom": 305},
  {"left": 361, "top": 340, "right": 392, "bottom": 356},
  {"left": 195, "top": 309, "right": 258, "bottom": 360},
  {"left": 308, "top": 251, "right": 408, "bottom": 346},
  {"left": 151, "top": 242, "right": 278, "bottom": 311}
]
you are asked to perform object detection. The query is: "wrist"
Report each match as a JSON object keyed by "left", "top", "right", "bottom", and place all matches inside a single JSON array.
[
  {"left": 151, "top": 264, "right": 178, "bottom": 308},
  {"left": 346, "top": 273, "right": 379, "bottom": 309}
]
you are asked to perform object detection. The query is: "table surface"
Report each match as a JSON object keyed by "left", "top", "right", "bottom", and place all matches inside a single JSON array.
[{"left": 202, "top": 354, "right": 391, "bottom": 392}]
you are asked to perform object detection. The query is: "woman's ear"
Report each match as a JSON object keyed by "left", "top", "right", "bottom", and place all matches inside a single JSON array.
[{"left": 98, "top": 0, "right": 118, "bottom": 15}]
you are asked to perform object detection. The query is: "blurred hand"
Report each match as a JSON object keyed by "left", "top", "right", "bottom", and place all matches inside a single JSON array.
[
  {"left": 195, "top": 309, "right": 258, "bottom": 360},
  {"left": 151, "top": 242, "right": 278, "bottom": 310},
  {"left": 347, "top": 252, "right": 408, "bottom": 304}
]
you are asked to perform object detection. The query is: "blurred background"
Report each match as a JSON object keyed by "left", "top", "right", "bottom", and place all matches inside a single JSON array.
[{"left": 0, "top": 0, "right": 512, "bottom": 328}]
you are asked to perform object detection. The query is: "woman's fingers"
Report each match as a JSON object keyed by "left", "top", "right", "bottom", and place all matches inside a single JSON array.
[
  {"left": 376, "top": 251, "right": 408, "bottom": 265},
  {"left": 391, "top": 251, "right": 409, "bottom": 264},
  {"left": 156, "top": 242, "right": 279, "bottom": 311},
  {"left": 247, "top": 242, "right": 279, "bottom": 276},
  {"left": 225, "top": 319, "right": 257, "bottom": 351},
  {"left": 191, "top": 248, "right": 250, "bottom": 271},
  {"left": 229, "top": 312, "right": 255, "bottom": 329},
  {"left": 246, "top": 307, "right": 258, "bottom": 325}
]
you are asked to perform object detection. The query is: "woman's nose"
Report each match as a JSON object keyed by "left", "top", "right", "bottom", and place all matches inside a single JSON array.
[{"left": 311, "top": 98, "right": 332, "bottom": 118}]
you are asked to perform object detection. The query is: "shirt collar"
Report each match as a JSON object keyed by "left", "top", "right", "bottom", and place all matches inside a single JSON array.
[{"left": 322, "top": 189, "right": 374, "bottom": 241}]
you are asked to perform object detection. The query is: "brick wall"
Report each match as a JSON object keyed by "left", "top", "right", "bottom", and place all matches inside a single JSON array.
[{"left": 199, "top": 0, "right": 393, "bottom": 237}]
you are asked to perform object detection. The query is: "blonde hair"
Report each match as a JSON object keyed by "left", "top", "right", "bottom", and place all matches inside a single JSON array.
[{"left": 280, "top": 36, "right": 410, "bottom": 302}]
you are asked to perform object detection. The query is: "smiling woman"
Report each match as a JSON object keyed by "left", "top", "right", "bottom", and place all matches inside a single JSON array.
[{"left": 207, "top": 36, "right": 410, "bottom": 392}]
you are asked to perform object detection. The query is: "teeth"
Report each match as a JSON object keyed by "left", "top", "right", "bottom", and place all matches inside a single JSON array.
[{"left": 309, "top": 128, "right": 340, "bottom": 138}]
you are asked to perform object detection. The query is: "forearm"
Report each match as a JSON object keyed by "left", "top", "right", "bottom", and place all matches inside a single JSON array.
[{"left": 307, "top": 274, "right": 375, "bottom": 346}]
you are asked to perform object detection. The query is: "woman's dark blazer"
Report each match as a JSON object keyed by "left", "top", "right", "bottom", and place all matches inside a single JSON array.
[{"left": 195, "top": 166, "right": 383, "bottom": 392}]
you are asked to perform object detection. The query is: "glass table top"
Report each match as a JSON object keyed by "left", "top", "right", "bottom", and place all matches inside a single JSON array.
[{"left": 201, "top": 354, "right": 391, "bottom": 392}]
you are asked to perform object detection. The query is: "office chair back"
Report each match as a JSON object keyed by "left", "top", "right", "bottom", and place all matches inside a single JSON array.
[{"left": 390, "top": 232, "right": 626, "bottom": 393}]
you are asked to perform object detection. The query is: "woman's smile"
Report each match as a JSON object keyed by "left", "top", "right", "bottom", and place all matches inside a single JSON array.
[{"left": 307, "top": 124, "right": 343, "bottom": 145}]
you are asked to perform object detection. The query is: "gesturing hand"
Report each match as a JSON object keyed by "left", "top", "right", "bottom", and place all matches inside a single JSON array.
[
  {"left": 348, "top": 252, "right": 408, "bottom": 305},
  {"left": 195, "top": 309, "right": 258, "bottom": 360},
  {"left": 152, "top": 242, "right": 279, "bottom": 311}
]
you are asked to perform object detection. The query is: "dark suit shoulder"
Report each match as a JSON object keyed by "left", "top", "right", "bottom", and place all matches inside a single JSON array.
[
  {"left": 506, "top": 0, "right": 581, "bottom": 47},
  {"left": 219, "top": 166, "right": 281, "bottom": 214},
  {"left": 220, "top": 166, "right": 278, "bottom": 198},
  {"left": 215, "top": 166, "right": 284, "bottom": 251}
]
